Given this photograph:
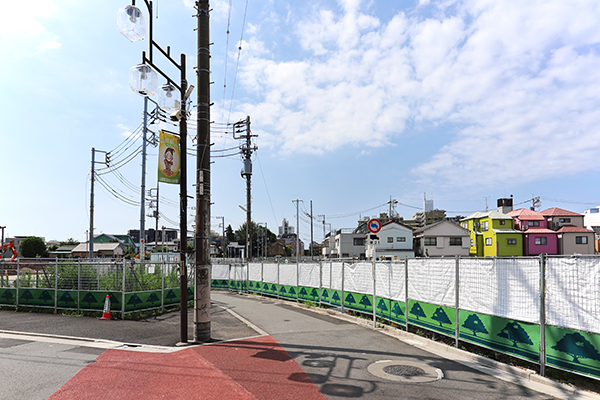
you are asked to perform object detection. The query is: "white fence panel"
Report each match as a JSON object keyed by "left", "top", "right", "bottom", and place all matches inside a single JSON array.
[
  {"left": 459, "top": 258, "right": 540, "bottom": 323},
  {"left": 376, "top": 262, "right": 405, "bottom": 301},
  {"left": 322, "top": 262, "right": 331, "bottom": 289},
  {"left": 546, "top": 256, "right": 600, "bottom": 334},
  {"left": 231, "top": 264, "right": 247, "bottom": 282},
  {"left": 408, "top": 258, "right": 456, "bottom": 307},
  {"left": 279, "top": 263, "right": 298, "bottom": 286},
  {"left": 263, "top": 263, "right": 278, "bottom": 284},
  {"left": 331, "top": 262, "right": 343, "bottom": 290},
  {"left": 212, "top": 264, "right": 229, "bottom": 280},
  {"left": 343, "top": 262, "right": 373, "bottom": 295},
  {"left": 299, "top": 263, "right": 321, "bottom": 288},
  {"left": 248, "top": 263, "right": 262, "bottom": 282}
]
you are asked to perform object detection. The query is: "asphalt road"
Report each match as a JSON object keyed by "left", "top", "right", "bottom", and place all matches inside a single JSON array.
[{"left": 1, "top": 291, "right": 598, "bottom": 399}]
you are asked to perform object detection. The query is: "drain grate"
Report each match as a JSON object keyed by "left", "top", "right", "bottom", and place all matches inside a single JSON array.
[{"left": 383, "top": 364, "right": 426, "bottom": 377}]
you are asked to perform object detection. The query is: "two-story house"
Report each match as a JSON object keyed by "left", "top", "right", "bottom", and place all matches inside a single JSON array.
[
  {"left": 461, "top": 211, "right": 523, "bottom": 257},
  {"left": 507, "top": 208, "right": 558, "bottom": 255},
  {"left": 324, "top": 229, "right": 366, "bottom": 259},
  {"left": 366, "top": 221, "right": 414, "bottom": 260},
  {"left": 541, "top": 208, "right": 595, "bottom": 255},
  {"left": 413, "top": 221, "right": 470, "bottom": 257}
]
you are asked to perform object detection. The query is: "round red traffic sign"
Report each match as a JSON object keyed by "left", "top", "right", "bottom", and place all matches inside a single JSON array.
[{"left": 368, "top": 218, "right": 381, "bottom": 233}]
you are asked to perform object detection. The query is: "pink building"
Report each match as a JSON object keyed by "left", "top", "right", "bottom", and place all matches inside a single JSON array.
[{"left": 507, "top": 208, "right": 558, "bottom": 255}]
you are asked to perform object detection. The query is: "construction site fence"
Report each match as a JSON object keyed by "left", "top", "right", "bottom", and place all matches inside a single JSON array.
[
  {"left": 211, "top": 255, "right": 600, "bottom": 382},
  {"left": 0, "top": 258, "right": 193, "bottom": 317}
]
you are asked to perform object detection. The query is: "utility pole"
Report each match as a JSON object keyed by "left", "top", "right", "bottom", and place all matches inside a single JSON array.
[
  {"left": 194, "top": 0, "right": 211, "bottom": 342},
  {"left": 89, "top": 148, "right": 107, "bottom": 259},
  {"left": 233, "top": 116, "right": 257, "bottom": 262},
  {"left": 310, "top": 201, "right": 314, "bottom": 260},
  {"left": 148, "top": 187, "right": 159, "bottom": 245},
  {"left": 293, "top": 200, "right": 302, "bottom": 263},
  {"left": 215, "top": 216, "right": 225, "bottom": 257},
  {"left": 318, "top": 214, "right": 326, "bottom": 241}
]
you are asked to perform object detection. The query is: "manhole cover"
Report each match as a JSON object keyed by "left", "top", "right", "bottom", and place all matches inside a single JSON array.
[
  {"left": 367, "top": 360, "right": 443, "bottom": 383},
  {"left": 383, "top": 364, "right": 426, "bottom": 377}
]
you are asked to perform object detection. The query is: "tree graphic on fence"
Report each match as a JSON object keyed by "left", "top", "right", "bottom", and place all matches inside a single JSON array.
[
  {"left": 391, "top": 302, "right": 404, "bottom": 318},
  {"left": 127, "top": 294, "right": 143, "bottom": 308},
  {"left": 2, "top": 290, "right": 14, "bottom": 302},
  {"left": 345, "top": 293, "right": 356, "bottom": 306},
  {"left": 288, "top": 287, "right": 296, "bottom": 296},
  {"left": 377, "top": 299, "right": 388, "bottom": 313},
  {"left": 82, "top": 292, "right": 97, "bottom": 306},
  {"left": 331, "top": 292, "right": 341, "bottom": 303},
  {"left": 59, "top": 292, "right": 75, "bottom": 304},
  {"left": 359, "top": 295, "right": 372, "bottom": 308},
  {"left": 187, "top": 287, "right": 194, "bottom": 300},
  {"left": 551, "top": 333, "right": 600, "bottom": 364},
  {"left": 280, "top": 286, "right": 287, "bottom": 295},
  {"left": 321, "top": 289, "right": 329, "bottom": 300},
  {"left": 409, "top": 302, "right": 426, "bottom": 320},
  {"left": 147, "top": 292, "right": 160, "bottom": 304},
  {"left": 20, "top": 290, "right": 34, "bottom": 301},
  {"left": 108, "top": 293, "right": 120, "bottom": 306},
  {"left": 39, "top": 290, "right": 52, "bottom": 304},
  {"left": 431, "top": 307, "right": 452, "bottom": 327},
  {"left": 462, "top": 314, "right": 489, "bottom": 337},
  {"left": 497, "top": 321, "right": 533, "bottom": 348},
  {"left": 165, "top": 290, "right": 177, "bottom": 302},
  {"left": 299, "top": 288, "right": 307, "bottom": 297},
  {"left": 271, "top": 284, "right": 277, "bottom": 292},
  {"left": 310, "top": 288, "right": 319, "bottom": 299}
]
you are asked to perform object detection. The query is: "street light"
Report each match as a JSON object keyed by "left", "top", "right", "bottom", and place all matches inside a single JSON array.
[
  {"left": 119, "top": 0, "right": 190, "bottom": 344},
  {"left": 158, "top": 83, "right": 180, "bottom": 112},
  {"left": 129, "top": 64, "right": 157, "bottom": 96},
  {"left": 117, "top": 5, "right": 147, "bottom": 42}
]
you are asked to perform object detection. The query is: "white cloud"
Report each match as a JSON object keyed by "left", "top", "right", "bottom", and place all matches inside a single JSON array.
[
  {"left": 0, "top": 0, "right": 57, "bottom": 39},
  {"left": 234, "top": 0, "right": 600, "bottom": 189}
]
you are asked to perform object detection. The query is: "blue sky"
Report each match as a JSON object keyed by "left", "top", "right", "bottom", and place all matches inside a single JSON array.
[{"left": 2, "top": 0, "right": 600, "bottom": 246}]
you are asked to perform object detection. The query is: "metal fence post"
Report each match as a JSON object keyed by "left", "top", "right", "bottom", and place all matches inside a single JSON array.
[
  {"left": 373, "top": 259, "right": 376, "bottom": 327},
  {"left": 122, "top": 259, "right": 126, "bottom": 320},
  {"left": 455, "top": 255, "right": 460, "bottom": 347},
  {"left": 540, "top": 253, "right": 546, "bottom": 376},
  {"left": 161, "top": 260, "right": 165, "bottom": 313},
  {"left": 405, "top": 257, "right": 409, "bottom": 331},
  {"left": 261, "top": 261, "right": 264, "bottom": 295},
  {"left": 16, "top": 258, "right": 20, "bottom": 307},
  {"left": 277, "top": 258, "right": 280, "bottom": 300},
  {"left": 319, "top": 261, "right": 322, "bottom": 304},
  {"left": 54, "top": 258, "right": 58, "bottom": 314},
  {"left": 341, "top": 262, "right": 345, "bottom": 313},
  {"left": 296, "top": 261, "right": 299, "bottom": 303},
  {"left": 77, "top": 259, "right": 81, "bottom": 312}
]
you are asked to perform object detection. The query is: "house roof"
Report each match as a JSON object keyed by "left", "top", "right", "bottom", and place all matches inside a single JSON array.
[
  {"left": 556, "top": 226, "right": 594, "bottom": 233},
  {"left": 523, "top": 227, "right": 556, "bottom": 234},
  {"left": 72, "top": 243, "right": 123, "bottom": 252},
  {"left": 507, "top": 208, "right": 545, "bottom": 220},
  {"left": 462, "top": 210, "right": 513, "bottom": 221},
  {"left": 540, "top": 207, "right": 582, "bottom": 217},
  {"left": 492, "top": 229, "right": 522, "bottom": 234},
  {"left": 413, "top": 220, "right": 468, "bottom": 234},
  {"left": 381, "top": 220, "right": 414, "bottom": 231}
]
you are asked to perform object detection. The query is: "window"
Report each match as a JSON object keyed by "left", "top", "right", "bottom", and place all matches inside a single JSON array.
[
  {"left": 530, "top": 220, "right": 540, "bottom": 227},
  {"left": 576, "top": 236, "right": 588, "bottom": 244},
  {"left": 424, "top": 237, "right": 437, "bottom": 246},
  {"left": 462, "top": 222, "right": 468, "bottom": 229},
  {"left": 353, "top": 238, "right": 364, "bottom": 246},
  {"left": 559, "top": 218, "right": 571, "bottom": 223},
  {"left": 397, "top": 237, "right": 406, "bottom": 242},
  {"left": 387, "top": 237, "right": 393, "bottom": 243},
  {"left": 449, "top": 237, "right": 462, "bottom": 246},
  {"left": 485, "top": 238, "right": 492, "bottom": 246},
  {"left": 482, "top": 221, "right": 489, "bottom": 231},
  {"left": 507, "top": 239, "right": 517, "bottom": 245},
  {"left": 470, "top": 239, "right": 474, "bottom": 246},
  {"left": 534, "top": 237, "right": 547, "bottom": 245},
  {"left": 499, "top": 220, "right": 505, "bottom": 225}
]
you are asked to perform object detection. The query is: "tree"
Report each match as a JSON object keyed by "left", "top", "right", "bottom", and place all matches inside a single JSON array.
[
  {"left": 19, "top": 237, "right": 47, "bottom": 258},
  {"left": 359, "top": 295, "right": 372, "bottom": 308},
  {"left": 551, "top": 332, "right": 600, "bottom": 364},
  {"left": 235, "top": 221, "right": 277, "bottom": 258},
  {"left": 225, "top": 225, "right": 235, "bottom": 242},
  {"left": 410, "top": 302, "right": 426, "bottom": 320},
  {"left": 462, "top": 314, "right": 489, "bottom": 336},
  {"left": 60, "top": 238, "right": 79, "bottom": 246},
  {"left": 431, "top": 307, "right": 452, "bottom": 327},
  {"left": 391, "top": 302, "right": 404, "bottom": 318},
  {"left": 497, "top": 321, "right": 533, "bottom": 347},
  {"left": 377, "top": 298, "right": 388, "bottom": 312}
]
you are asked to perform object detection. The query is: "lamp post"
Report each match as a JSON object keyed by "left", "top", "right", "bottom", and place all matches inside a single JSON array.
[{"left": 118, "top": 1, "right": 192, "bottom": 344}]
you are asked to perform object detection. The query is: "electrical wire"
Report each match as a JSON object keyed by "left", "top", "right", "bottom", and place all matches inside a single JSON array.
[{"left": 226, "top": 0, "right": 250, "bottom": 125}]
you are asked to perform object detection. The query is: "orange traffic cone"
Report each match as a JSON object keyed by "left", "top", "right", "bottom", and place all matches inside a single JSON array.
[{"left": 98, "top": 294, "right": 112, "bottom": 320}]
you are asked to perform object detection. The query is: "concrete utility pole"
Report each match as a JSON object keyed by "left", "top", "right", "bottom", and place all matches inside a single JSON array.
[
  {"left": 234, "top": 116, "right": 257, "bottom": 262},
  {"left": 194, "top": 0, "right": 212, "bottom": 342},
  {"left": 89, "top": 148, "right": 107, "bottom": 259},
  {"left": 310, "top": 201, "right": 314, "bottom": 260},
  {"left": 293, "top": 200, "right": 302, "bottom": 263}
]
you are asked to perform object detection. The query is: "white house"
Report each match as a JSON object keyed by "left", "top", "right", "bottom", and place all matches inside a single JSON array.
[
  {"left": 324, "top": 229, "right": 366, "bottom": 259},
  {"left": 71, "top": 243, "right": 124, "bottom": 258},
  {"left": 366, "top": 221, "right": 414, "bottom": 261},
  {"left": 413, "top": 221, "right": 471, "bottom": 257}
]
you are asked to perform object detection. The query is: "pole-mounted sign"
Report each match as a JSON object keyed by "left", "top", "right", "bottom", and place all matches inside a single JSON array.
[{"left": 368, "top": 218, "right": 382, "bottom": 234}]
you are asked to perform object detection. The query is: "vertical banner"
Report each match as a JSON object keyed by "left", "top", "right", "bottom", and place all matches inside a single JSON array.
[{"left": 158, "top": 130, "right": 181, "bottom": 184}]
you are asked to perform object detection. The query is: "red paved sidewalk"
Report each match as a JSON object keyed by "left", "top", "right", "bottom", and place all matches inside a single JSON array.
[{"left": 49, "top": 335, "right": 325, "bottom": 400}]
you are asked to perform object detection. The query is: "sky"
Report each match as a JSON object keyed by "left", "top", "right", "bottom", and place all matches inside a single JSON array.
[{"left": 2, "top": 0, "right": 600, "bottom": 247}]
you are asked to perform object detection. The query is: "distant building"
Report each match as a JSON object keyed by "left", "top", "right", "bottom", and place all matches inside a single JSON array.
[
  {"left": 278, "top": 218, "right": 295, "bottom": 237},
  {"left": 71, "top": 243, "right": 124, "bottom": 258},
  {"left": 128, "top": 228, "right": 178, "bottom": 244},
  {"left": 583, "top": 206, "right": 600, "bottom": 235},
  {"left": 412, "top": 209, "right": 446, "bottom": 228}
]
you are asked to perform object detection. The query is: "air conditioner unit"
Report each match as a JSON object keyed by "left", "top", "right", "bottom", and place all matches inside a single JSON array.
[{"left": 522, "top": 225, "right": 528, "bottom": 231}]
